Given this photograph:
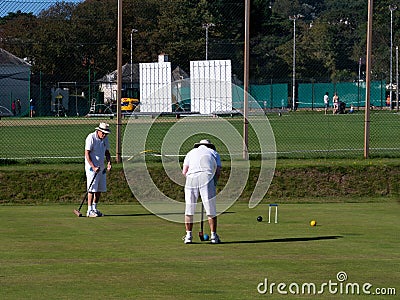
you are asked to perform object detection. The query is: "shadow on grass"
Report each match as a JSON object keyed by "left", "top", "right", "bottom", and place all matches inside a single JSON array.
[
  {"left": 104, "top": 211, "right": 236, "bottom": 217},
  {"left": 222, "top": 235, "right": 343, "bottom": 244},
  {"left": 182, "top": 236, "right": 343, "bottom": 245},
  {"left": 104, "top": 213, "right": 154, "bottom": 217}
]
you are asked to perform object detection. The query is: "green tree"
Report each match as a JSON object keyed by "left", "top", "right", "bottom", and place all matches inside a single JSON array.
[
  {"left": 0, "top": 11, "right": 37, "bottom": 63},
  {"left": 32, "top": 2, "right": 79, "bottom": 81},
  {"left": 150, "top": 0, "right": 210, "bottom": 70},
  {"left": 123, "top": 0, "right": 161, "bottom": 63},
  {"left": 0, "top": 0, "right": 396, "bottom": 91}
]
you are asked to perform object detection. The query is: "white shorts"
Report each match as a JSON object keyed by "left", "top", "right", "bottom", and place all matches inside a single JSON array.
[
  {"left": 86, "top": 169, "right": 107, "bottom": 193},
  {"left": 185, "top": 172, "right": 216, "bottom": 217}
]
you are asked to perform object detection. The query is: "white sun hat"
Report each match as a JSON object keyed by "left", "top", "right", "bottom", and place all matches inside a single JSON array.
[
  {"left": 193, "top": 139, "right": 216, "bottom": 150},
  {"left": 95, "top": 122, "right": 111, "bottom": 134}
]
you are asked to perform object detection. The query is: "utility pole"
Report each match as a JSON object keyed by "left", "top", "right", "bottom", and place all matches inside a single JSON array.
[
  {"left": 202, "top": 23, "right": 215, "bottom": 61},
  {"left": 289, "top": 14, "right": 303, "bottom": 111},
  {"left": 243, "top": 0, "right": 250, "bottom": 160},
  {"left": 130, "top": 29, "right": 138, "bottom": 88},
  {"left": 116, "top": 0, "right": 122, "bottom": 163}
]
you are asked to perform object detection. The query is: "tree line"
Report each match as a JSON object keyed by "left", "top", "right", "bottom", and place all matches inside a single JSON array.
[{"left": 0, "top": 0, "right": 398, "bottom": 86}]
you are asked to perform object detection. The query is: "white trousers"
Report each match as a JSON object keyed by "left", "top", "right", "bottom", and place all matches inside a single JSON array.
[
  {"left": 185, "top": 172, "right": 216, "bottom": 217},
  {"left": 86, "top": 169, "right": 107, "bottom": 193}
]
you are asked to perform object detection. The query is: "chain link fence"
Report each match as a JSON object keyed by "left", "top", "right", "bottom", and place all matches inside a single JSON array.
[{"left": 1, "top": 0, "right": 400, "bottom": 163}]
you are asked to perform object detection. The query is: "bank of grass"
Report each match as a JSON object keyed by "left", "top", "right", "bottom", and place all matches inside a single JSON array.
[{"left": 1, "top": 158, "right": 400, "bottom": 205}]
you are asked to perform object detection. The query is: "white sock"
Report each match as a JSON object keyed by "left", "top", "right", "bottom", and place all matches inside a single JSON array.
[
  {"left": 186, "top": 231, "right": 192, "bottom": 237},
  {"left": 211, "top": 232, "right": 216, "bottom": 238},
  {"left": 87, "top": 204, "right": 91, "bottom": 212},
  {"left": 92, "top": 203, "right": 97, "bottom": 211}
]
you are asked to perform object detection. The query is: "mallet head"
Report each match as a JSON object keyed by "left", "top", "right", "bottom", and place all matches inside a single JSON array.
[
  {"left": 73, "top": 209, "right": 83, "bottom": 217},
  {"left": 198, "top": 231, "right": 205, "bottom": 241}
]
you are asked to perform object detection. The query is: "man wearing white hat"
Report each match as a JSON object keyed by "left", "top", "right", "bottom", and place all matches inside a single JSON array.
[
  {"left": 182, "top": 139, "right": 222, "bottom": 244},
  {"left": 84, "top": 123, "right": 112, "bottom": 217}
]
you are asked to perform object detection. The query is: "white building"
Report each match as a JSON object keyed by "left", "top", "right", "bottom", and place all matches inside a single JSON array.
[{"left": 0, "top": 48, "right": 31, "bottom": 115}]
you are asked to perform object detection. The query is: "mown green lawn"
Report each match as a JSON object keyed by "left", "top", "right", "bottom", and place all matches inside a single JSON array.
[{"left": 0, "top": 201, "right": 398, "bottom": 299}]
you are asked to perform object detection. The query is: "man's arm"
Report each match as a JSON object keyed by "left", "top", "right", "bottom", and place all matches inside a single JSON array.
[
  {"left": 182, "top": 165, "right": 189, "bottom": 176},
  {"left": 213, "top": 165, "right": 221, "bottom": 186},
  {"left": 85, "top": 149, "right": 100, "bottom": 173},
  {"left": 215, "top": 166, "right": 221, "bottom": 180},
  {"left": 105, "top": 149, "right": 112, "bottom": 171}
]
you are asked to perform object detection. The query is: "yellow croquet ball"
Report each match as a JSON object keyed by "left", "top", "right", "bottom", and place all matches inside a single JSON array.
[{"left": 310, "top": 220, "right": 317, "bottom": 227}]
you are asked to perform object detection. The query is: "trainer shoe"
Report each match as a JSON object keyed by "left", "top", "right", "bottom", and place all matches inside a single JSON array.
[
  {"left": 94, "top": 209, "right": 103, "bottom": 217},
  {"left": 86, "top": 210, "right": 97, "bottom": 218},
  {"left": 182, "top": 235, "right": 192, "bottom": 244},
  {"left": 211, "top": 234, "right": 221, "bottom": 244}
]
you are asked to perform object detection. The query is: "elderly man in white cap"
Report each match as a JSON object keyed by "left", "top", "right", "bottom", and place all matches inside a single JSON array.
[
  {"left": 84, "top": 122, "right": 112, "bottom": 217},
  {"left": 182, "top": 139, "right": 222, "bottom": 244}
]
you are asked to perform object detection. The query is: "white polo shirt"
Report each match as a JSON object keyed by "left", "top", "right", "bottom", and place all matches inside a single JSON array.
[
  {"left": 324, "top": 94, "right": 329, "bottom": 104},
  {"left": 183, "top": 145, "right": 221, "bottom": 176},
  {"left": 85, "top": 131, "right": 110, "bottom": 170}
]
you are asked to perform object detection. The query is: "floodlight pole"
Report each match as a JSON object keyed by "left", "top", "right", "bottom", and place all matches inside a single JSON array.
[
  {"left": 130, "top": 29, "right": 138, "bottom": 88},
  {"left": 390, "top": 4, "right": 397, "bottom": 110},
  {"left": 202, "top": 23, "right": 215, "bottom": 61},
  {"left": 289, "top": 15, "right": 302, "bottom": 111}
]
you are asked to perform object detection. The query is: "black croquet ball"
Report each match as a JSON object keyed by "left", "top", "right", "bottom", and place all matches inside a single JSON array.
[{"left": 257, "top": 216, "right": 263, "bottom": 222}]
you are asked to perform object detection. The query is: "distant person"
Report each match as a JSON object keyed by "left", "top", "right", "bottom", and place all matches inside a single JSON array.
[
  {"left": 30, "top": 98, "right": 35, "bottom": 117},
  {"left": 16, "top": 99, "right": 21, "bottom": 116},
  {"left": 84, "top": 123, "right": 112, "bottom": 217},
  {"left": 323, "top": 92, "right": 329, "bottom": 114},
  {"left": 349, "top": 104, "right": 354, "bottom": 114},
  {"left": 338, "top": 101, "right": 346, "bottom": 114},
  {"left": 182, "top": 139, "right": 222, "bottom": 244},
  {"left": 332, "top": 92, "right": 339, "bottom": 114},
  {"left": 11, "top": 100, "right": 16, "bottom": 116}
]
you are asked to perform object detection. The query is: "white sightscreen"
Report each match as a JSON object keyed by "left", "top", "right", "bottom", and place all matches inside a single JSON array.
[
  {"left": 190, "top": 60, "right": 232, "bottom": 114},
  {"left": 139, "top": 62, "right": 172, "bottom": 112}
]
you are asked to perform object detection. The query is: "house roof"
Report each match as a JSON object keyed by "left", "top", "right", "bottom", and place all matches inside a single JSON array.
[
  {"left": 0, "top": 48, "right": 31, "bottom": 66},
  {"left": 172, "top": 66, "right": 189, "bottom": 81},
  {"left": 97, "top": 63, "right": 139, "bottom": 83},
  {"left": 97, "top": 63, "right": 189, "bottom": 83}
]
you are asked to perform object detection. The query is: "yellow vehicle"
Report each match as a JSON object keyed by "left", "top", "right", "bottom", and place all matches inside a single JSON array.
[{"left": 121, "top": 97, "right": 139, "bottom": 112}]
